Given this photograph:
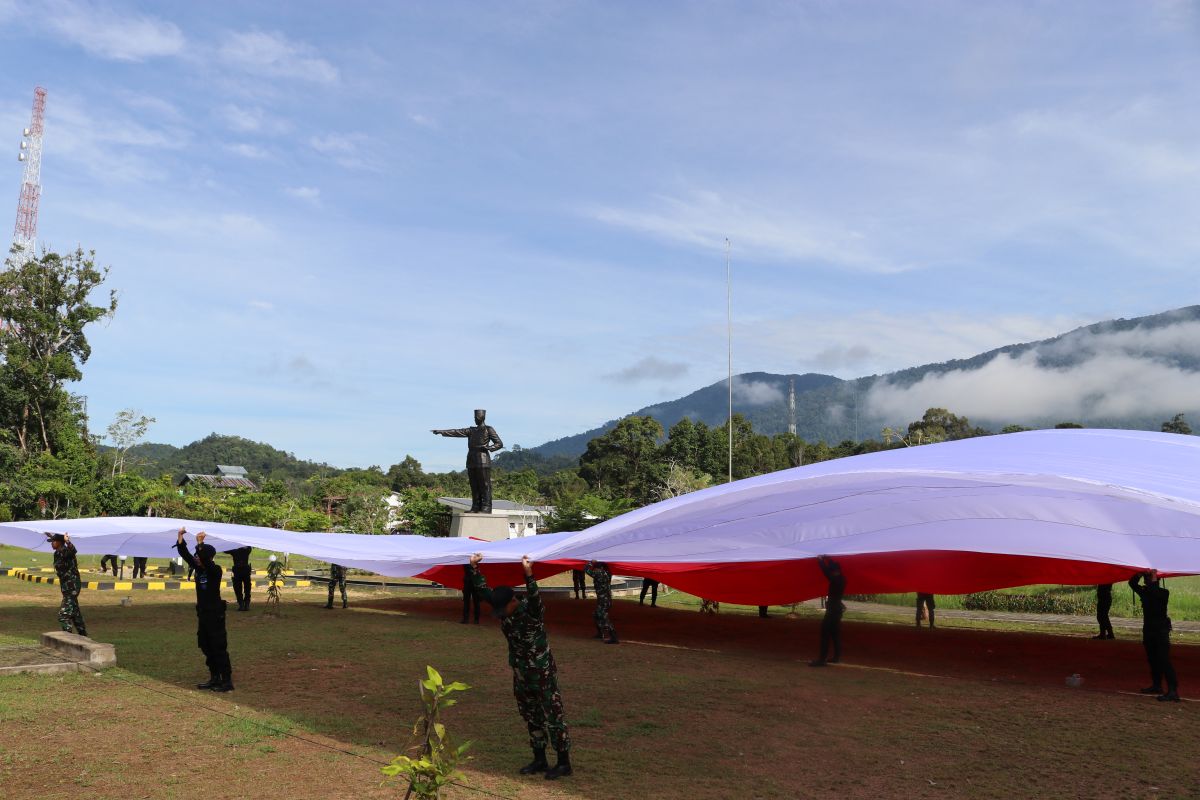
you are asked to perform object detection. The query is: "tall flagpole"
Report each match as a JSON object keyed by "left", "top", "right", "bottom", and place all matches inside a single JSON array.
[{"left": 726, "top": 238, "right": 732, "bottom": 484}]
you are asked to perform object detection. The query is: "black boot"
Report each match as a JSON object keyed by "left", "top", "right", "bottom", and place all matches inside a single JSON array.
[
  {"left": 1157, "top": 690, "right": 1181, "bottom": 702},
  {"left": 197, "top": 674, "right": 220, "bottom": 690},
  {"left": 544, "top": 749, "right": 572, "bottom": 780},
  {"left": 342, "top": 600, "right": 347, "bottom": 609},
  {"left": 593, "top": 624, "right": 604, "bottom": 640},
  {"left": 324, "top": 602, "right": 333, "bottom": 609},
  {"left": 212, "top": 673, "right": 235, "bottom": 692},
  {"left": 519, "top": 747, "right": 548, "bottom": 775},
  {"left": 605, "top": 631, "right": 619, "bottom": 645}
]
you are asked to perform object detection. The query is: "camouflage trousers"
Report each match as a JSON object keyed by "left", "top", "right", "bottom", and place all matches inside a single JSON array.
[
  {"left": 327, "top": 577, "right": 347, "bottom": 607},
  {"left": 700, "top": 599, "right": 720, "bottom": 614},
  {"left": 58, "top": 590, "right": 87, "bottom": 636},
  {"left": 593, "top": 594, "right": 615, "bottom": 638},
  {"left": 513, "top": 665, "right": 570, "bottom": 752}
]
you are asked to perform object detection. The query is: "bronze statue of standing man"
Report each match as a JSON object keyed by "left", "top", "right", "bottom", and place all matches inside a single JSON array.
[{"left": 432, "top": 409, "right": 504, "bottom": 513}]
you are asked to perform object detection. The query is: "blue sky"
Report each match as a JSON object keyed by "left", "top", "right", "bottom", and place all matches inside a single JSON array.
[{"left": 1, "top": 1, "right": 1198, "bottom": 470}]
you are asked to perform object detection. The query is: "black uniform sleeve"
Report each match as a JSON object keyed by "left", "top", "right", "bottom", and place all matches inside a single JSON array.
[
  {"left": 176, "top": 541, "right": 199, "bottom": 571},
  {"left": 1129, "top": 574, "right": 1145, "bottom": 598}
]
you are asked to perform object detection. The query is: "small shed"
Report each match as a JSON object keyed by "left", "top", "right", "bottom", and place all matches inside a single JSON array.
[{"left": 179, "top": 465, "right": 259, "bottom": 491}]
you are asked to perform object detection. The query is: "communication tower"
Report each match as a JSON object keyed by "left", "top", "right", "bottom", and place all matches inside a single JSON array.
[
  {"left": 13, "top": 86, "right": 46, "bottom": 263},
  {"left": 788, "top": 377, "right": 796, "bottom": 436}
]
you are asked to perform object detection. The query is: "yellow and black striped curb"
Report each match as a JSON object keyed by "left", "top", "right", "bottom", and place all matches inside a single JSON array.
[{"left": 1, "top": 567, "right": 311, "bottom": 591}]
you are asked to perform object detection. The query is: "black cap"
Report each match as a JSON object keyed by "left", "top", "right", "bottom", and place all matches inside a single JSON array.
[
  {"left": 490, "top": 585, "right": 515, "bottom": 617},
  {"left": 196, "top": 543, "right": 217, "bottom": 562},
  {"left": 48, "top": 533, "right": 65, "bottom": 543}
]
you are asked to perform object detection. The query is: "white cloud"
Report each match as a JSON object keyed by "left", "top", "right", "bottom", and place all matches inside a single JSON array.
[
  {"left": 217, "top": 30, "right": 338, "bottom": 84},
  {"left": 44, "top": 1, "right": 184, "bottom": 61},
  {"left": 217, "top": 104, "right": 291, "bottom": 135},
  {"left": 308, "top": 133, "right": 373, "bottom": 169},
  {"left": 227, "top": 142, "right": 269, "bottom": 159},
  {"left": 864, "top": 319, "right": 1200, "bottom": 424},
  {"left": 249, "top": 300, "right": 274, "bottom": 311},
  {"left": 285, "top": 186, "right": 321, "bottom": 206},
  {"left": 41, "top": 92, "right": 190, "bottom": 183},
  {"left": 590, "top": 190, "right": 901, "bottom": 272},
  {"left": 733, "top": 378, "right": 783, "bottom": 406},
  {"left": 606, "top": 356, "right": 689, "bottom": 383},
  {"left": 409, "top": 112, "right": 438, "bottom": 128}
]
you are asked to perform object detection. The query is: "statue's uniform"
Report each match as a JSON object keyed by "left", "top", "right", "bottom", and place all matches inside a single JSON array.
[{"left": 435, "top": 424, "right": 503, "bottom": 512}]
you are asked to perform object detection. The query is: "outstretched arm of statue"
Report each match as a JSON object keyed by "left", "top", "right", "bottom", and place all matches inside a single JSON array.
[{"left": 431, "top": 428, "right": 471, "bottom": 437}]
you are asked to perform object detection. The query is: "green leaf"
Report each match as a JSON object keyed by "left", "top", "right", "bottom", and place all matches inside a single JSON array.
[
  {"left": 426, "top": 664, "right": 443, "bottom": 686},
  {"left": 446, "top": 681, "right": 470, "bottom": 691},
  {"left": 433, "top": 722, "right": 446, "bottom": 740}
]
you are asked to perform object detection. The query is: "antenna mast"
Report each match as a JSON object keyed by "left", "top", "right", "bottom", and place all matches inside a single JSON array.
[
  {"left": 13, "top": 86, "right": 47, "bottom": 264},
  {"left": 788, "top": 377, "right": 796, "bottom": 436}
]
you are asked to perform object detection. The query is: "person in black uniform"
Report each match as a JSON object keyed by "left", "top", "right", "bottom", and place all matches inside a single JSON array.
[
  {"left": 461, "top": 564, "right": 481, "bottom": 623},
  {"left": 176, "top": 528, "right": 233, "bottom": 692},
  {"left": 1129, "top": 570, "right": 1178, "bottom": 701},
  {"left": 99, "top": 553, "right": 119, "bottom": 576},
  {"left": 809, "top": 555, "right": 845, "bottom": 667},
  {"left": 225, "top": 546, "right": 253, "bottom": 611},
  {"left": 1093, "top": 583, "right": 1114, "bottom": 639},
  {"left": 571, "top": 569, "right": 587, "bottom": 600},
  {"left": 639, "top": 578, "right": 659, "bottom": 606},
  {"left": 916, "top": 593, "right": 936, "bottom": 628},
  {"left": 131, "top": 556, "right": 148, "bottom": 579}
]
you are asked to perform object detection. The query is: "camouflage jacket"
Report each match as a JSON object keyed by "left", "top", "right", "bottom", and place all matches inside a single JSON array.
[
  {"left": 53, "top": 542, "right": 81, "bottom": 593},
  {"left": 470, "top": 568, "right": 552, "bottom": 672},
  {"left": 584, "top": 562, "right": 612, "bottom": 598}
]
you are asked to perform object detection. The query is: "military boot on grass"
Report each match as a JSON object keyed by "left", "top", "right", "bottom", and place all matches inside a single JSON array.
[
  {"left": 519, "top": 747, "right": 548, "bottom": 775},
  {"left": 196, "top": 674, "right": 220, "bottom": 690},
  {"left": 544, "top": 750, "right": 572, "bottom": 780}
]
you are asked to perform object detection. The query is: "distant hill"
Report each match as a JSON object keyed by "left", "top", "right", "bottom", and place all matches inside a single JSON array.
[
  {"left": 527, "top": 305, "right": 1200, "bottom": 458},
  {"left": 119, "top": 433, "right": 339, "bottom": 483}
]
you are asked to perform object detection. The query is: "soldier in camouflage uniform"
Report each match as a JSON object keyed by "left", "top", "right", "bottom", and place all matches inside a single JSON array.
[
  {"left": 47, "top": 533, "right": 88, "bottom": 636},
  {"left": 325, "top": 563, "right": 348, "bottom": 609},
  {"left": 469, "top": 552, "right": 572, "bottom": 781},
  {"left": 584, "top": 560, "right": 618, "bottom": 644}
]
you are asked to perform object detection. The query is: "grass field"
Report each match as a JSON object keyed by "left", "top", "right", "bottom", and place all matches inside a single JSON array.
[{"left": 1, "top": 574, "right": 1198, "bottom": 799}]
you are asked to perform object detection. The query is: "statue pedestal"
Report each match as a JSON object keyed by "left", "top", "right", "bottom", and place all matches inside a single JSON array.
[{"left": 450, "top": 512, "right": 511, "bottom": 541}]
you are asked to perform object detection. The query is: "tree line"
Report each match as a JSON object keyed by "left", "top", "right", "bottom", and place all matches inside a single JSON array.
[{"left": 1, "top": 247, "right": 1193, "bottom": 538}]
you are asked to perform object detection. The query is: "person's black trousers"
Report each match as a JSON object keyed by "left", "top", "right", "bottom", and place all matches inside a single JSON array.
[
  {"left": 196, "top": 603, "right": 232, "bottom": 679},
  {"left": 1143, "top": 628, "right": 1178, "bottom": 692},
  {"left": 819, "top": 609, "right": 843, "bottom": 662},
  {"left": 232, "top": 569, "right": 252, "bottom": 608},
  {"left": 639, "top": 579, "right": 659, "bottom": 605},
  {"left": 462, "top": 583, "right": 481, "bottom": 622}
]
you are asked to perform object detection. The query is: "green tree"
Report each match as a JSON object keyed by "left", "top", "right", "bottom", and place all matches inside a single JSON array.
[
  {"left": 105, "top": 408, "right": 156, "bottom": 477},
  {"left": 1161, "top": 414, "right": 1193, "bottom": 435},
  {"left": 388, "top": 455, "right": 431, "bottom": 489},
  {"left": 397, "top": 487, "right": 452, "bottom": 536},
  {"left": 578, "top": 416, "right": 665, "bottom": 503},
  {"left": 0, "top": 248, "right": 117, "bottom": 453}
]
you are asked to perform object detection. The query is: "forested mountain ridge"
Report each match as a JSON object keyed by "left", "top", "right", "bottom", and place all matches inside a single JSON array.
[{"left": 525, "top": 305, "right": 1200, "bottom": 458}]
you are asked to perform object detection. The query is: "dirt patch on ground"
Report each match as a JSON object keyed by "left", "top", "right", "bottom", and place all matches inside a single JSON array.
[{"left": 3, "top": 585, "right": 1198, "bottom": 799}]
